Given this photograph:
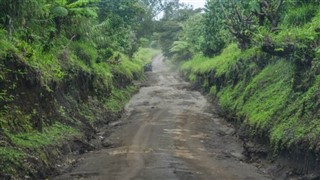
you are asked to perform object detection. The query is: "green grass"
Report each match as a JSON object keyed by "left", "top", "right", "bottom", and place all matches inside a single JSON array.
[
  {"left": 0, "top": 43, "right": 160, "bottom": 177},
  {"left": 283, "top": 3, "right": 318, "bottom": 27},
  {"left": 133, "top": 48, "right": 161, "bottom": 65},
  {"left": 254, "top": 10, "right": 320, "bottom": 49},
  {"left": 180, "top": 38, "right": 320, "bottom": 153},
  {"left": 271, "top": 75, "right": 320, "bottom": 149},
  {"left": 0, "top": 147, "right": 27, "bottom": 176},
  {"left": 104, "top": 86, "right": 137, "bottom": 112},
  {"left": 217, "top": 82, "right": 245, "bottom": 113},
  {"left": 0, "top": 123, "right": 80, "bottom": 176},
  {"left": 92, "top": 62, "right": 113, "bottom": 89},
  {"left": 29, "top": 47, "right": 65, "bottom": 83},
  {"left": 182, "top": 44, "right": 241, "bottom": 76},
  {"left": 111, "top": 48, "right": 160, "bottom": 80},
  {"left": 9, "top": 123, "right": 81, "bottom": 149},
  {"left": 0, "top": 107, "right": 34, "bottom": 132},
  {"left": 71, "top": 41, "right": 98, "bottom": 66},
  {"left": 0, "top": 29, "right": 16, "bottom": 57},
  {"left": 111, "top": 54, "right": 142, "bottom": 80},
  {"left": 92, "top": 48, "right": 160, "bottom": 116},
  {"left": 236, "top": 60, "right": 294, "bottom": 128}
]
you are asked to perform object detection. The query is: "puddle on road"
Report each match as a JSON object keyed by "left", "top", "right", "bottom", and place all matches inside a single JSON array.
[
  {"left": 163, "top": 129, "right": 189, "bottom": 135},
  {"left": 108, "top": 147, "right": 154, "bottom": 156},
  {"left": 173, "top": 136, "right": 187, "bottom": 142},
  {"left": 190, "top": 133, "right": 209, "bottom": 139},
  {"left": 69, "top": 171, "right": 99, "bottom": 178},
  {"left": 174, "top": 148, "right": 195, "bottom": 160}
]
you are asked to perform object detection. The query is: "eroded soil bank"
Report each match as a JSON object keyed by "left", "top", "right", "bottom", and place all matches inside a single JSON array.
[{"left": 54, "top": 55, "right": 273, "bottom": 180}]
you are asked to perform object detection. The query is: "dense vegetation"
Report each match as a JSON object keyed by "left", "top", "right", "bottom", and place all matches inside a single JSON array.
[
  {"left": 0, "top": 0, "right": 165, "bottom": 178},
  {"left": 161, "top": 0, "right": 320, "bottom": 168},
  {"left": 2, "top": 0, "right": 320, "bottom": 178}
]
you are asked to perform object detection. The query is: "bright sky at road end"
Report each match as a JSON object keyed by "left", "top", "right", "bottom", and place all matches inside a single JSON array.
[{"left": 180, "top": 0, "right": 206, "bottom": 9}]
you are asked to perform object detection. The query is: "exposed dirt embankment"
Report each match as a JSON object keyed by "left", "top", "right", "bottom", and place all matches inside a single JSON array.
[
  {"left": 1, "top": 56, "right": 105, "bottom": 179},
  {"left": 0, "top": 49, "right": 159, "bottom": 179}
]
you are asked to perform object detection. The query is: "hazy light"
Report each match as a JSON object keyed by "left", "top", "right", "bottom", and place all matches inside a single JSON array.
[{"left": 180, "top": 0, "right": 206, "bottom": 9}]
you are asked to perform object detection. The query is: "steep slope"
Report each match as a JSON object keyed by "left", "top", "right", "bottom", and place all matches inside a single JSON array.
[
  {"left": 180, "top": 11, "right": 320, "bottom": 176},
  {"left": 0, "top": 33, "right": 159, "bottom": 178}
]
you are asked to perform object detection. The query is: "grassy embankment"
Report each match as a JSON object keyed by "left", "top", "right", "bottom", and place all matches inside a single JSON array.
[
  {"left": 180, "top": 11, "right": 320, "bottom": 155},
  {"left": 0, "top": 28, "right": 159, "bottom": 178}
]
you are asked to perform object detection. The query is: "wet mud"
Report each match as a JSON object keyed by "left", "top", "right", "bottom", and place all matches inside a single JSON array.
[{"left": 54, "top": 55, "right": 271, "bottom": 180}]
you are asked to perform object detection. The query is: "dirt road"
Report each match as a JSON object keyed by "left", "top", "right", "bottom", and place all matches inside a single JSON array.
[{"left": 55, "top": 55, "right": 271, "bottom": 180}]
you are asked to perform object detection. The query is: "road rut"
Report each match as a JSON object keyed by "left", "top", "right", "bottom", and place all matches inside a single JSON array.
[{"left": 55, "top": 55, "right": 271, "bottom": 180}]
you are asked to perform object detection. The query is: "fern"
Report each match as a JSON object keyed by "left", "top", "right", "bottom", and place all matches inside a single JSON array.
[
  {"left": 69, "top": 7, "right": 98, "bottom": 17},
  {"left": 170, "top": 41, "right": 189, "bottom": 53},
  {"left": 66, "top": 0, "right": 100, "bottom": 8},
  {"left": 55, "top": 0, "right": 67, "bottom": 6},
  {"left": 53, "top": 0, "right": 100, "bottom": 17},
  {"left": 51, "top": 6, "right": 68, "bottom": 17}
]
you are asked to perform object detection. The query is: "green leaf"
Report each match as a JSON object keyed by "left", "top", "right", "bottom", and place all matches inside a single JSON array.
[
  {"left": 275, "top": 48, "right": 284, "bottom": 52},
  {"left": 66, "top": 0, "right": 100, "bottom": 8},
  {"left": 55, "top": 0, "right": 67, "bottom": 6},
  {"left": 51, "top": 6, "right": 68, "bottom": 17},
  {"left": 170, "top": 41, "right": 189, "bottom": 53}
]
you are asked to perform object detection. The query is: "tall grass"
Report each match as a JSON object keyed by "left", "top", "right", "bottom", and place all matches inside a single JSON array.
[{"left": 182, "top": 44, "right": 241, "bottom": 75}]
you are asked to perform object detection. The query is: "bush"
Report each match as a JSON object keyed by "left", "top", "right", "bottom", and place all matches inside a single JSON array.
[
  {"left": 72, "top": 41, "right": 98, "bottom": 66},
  {"left": 283, "top": 3, "right": 318, "bottom": 26}
]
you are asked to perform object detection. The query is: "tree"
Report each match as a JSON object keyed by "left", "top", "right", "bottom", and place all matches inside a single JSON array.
[
  {"left": 170, "top": 13, "right": 205, "bottom": 60},
  {"left": 202, "top": 0, "right": 228, "bottom": 56},
  {"left": 252, "top": 0, "right": 285, "bottom": 30},
  {"left": 157, "top": 1, "right": 201, "bottom": 57},
  {"left": 218, "top": 0, "right": 257, "bottom": 50},
  {"left": 50, "top": 0, "right": 100, "bottom": 36},
  {"left": 96, "top": 0, "right": 147, "bottom": 56}
]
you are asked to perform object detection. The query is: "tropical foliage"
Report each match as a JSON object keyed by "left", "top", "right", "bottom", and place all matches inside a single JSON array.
[
  {"left": 171, "top": 0, "right": 320, "bottom": 160},
  {"left": 0, "top": 0, "right": 161, "bottom": 178}
]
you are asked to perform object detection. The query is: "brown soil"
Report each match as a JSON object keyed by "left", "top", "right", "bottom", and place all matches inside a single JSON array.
[{"left": 53, "top": 55, "right": 271, "bottom": 180}]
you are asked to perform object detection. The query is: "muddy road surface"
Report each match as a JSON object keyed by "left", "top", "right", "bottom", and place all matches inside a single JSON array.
[{"left": 55, "top": 55, "right": 271, "bottom": 180}]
